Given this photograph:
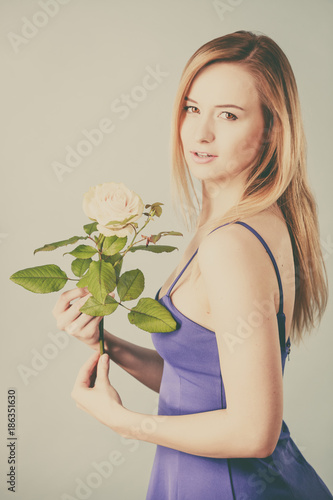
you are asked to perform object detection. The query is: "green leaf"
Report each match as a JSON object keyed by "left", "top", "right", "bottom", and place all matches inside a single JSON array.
[
  {"left": 34, "top": 236, "right": 88, "bottom": 254},
  {"left": 83, "top": 222, "right": 98, "bottom": 235},
  {"left": 95, "top": 235, "right": 105, "bottom": 251},
  {"left": 129, "top": 245, "right": 179, "bottom": 254},
  {"left": 149, "top": 231, "right": 183, "bottom": 244},
  {"left": 128, "top": 298, "right": 178, "bottom": 333},
  {"left": 10, "top": 264, "right": 68, "bottom": 294},
  {"left": 102, "top": 235, "right": 127, "bottom": 256},
  {"left": 76, "top": 258, "right": 95, "bottom": 288},
  {"left": 76, "top": 271, "right": 90, "bottom": 288},
  {"left": 151, "top": 204, "right": 162, "bottom": 217},
  {"left": 101, "top": 253, "right": 123, "bottom": 281},
  {"left": 87, "top": 260, "right": 116, "bottom": 303},
  {"left": 65, "top": 245, "right": 97, "bottom": 259},
  {"left": 71, "top": 258, "right": 92, "bottom": 277},
  {"left": 79, "top": 295, "right": 118, "bottom": 316},
  {"left": 117, "top": 269, "right": 144, "bottom": 301},
  {"left": 149, "top": 234, "right": 161, "bottom": 244}
]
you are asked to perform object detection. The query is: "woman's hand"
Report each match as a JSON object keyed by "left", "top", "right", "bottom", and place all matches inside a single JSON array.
[
  {"left": 53, "top": 287, "right": 164, "bottom": 393},
  {"left": 52, "top": 287, "right": 105, "bottom": 351},
  {"left": 71, "top": 351, "right": 125, "bottom": 430}
]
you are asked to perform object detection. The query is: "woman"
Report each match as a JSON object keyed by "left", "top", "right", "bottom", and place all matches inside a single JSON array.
[{"left": 53, "top": 31, "right": 332, "bottom": 499}]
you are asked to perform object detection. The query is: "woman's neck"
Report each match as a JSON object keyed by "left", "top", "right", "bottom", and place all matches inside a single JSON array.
[
  {"left": 197, "top": 176, "right": 245, "bottom": 228},
  {"left": 196, "top": 177, "right": 281, "bottom": 231}
]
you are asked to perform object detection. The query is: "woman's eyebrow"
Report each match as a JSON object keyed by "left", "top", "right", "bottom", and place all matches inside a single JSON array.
[{"left": 184, "top": 96, "right": 244, "bottom": 111}]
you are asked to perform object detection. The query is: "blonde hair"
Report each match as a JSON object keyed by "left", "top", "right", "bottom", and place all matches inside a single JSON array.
[{"left": 170, "top": 30, "right": 328, "bottom": 344}]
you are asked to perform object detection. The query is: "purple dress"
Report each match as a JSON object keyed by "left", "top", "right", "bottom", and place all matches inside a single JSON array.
[{"left": 147, "top": 221, "right": 332, "bottom": 499}]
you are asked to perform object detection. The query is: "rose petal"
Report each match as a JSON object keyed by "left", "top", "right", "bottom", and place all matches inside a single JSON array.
[
  {"left": 97, "top": 223, "right": 135, "bottom": 238},
  {"left": 83, "top": 182, "right": 144, "bottom": 231}
]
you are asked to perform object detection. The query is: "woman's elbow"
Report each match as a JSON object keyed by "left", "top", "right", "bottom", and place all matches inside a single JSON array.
[
  {"left": 213, "top": 431, "right": 279, "bottom": 459},
  {"left": 252, "top": 441, "right": 278, "bottom": 459},
  {"left": 213, "top": 438, "right": 277, "bottom": 459},
  {"left": 250, "top": 428, "right": 281, "bottom": 458},
  {"left": 214, "top": 412, "right": 282, "bottom": 459},
  {"left": 244, "top": 409, "right": 283, "bottom": 458}
]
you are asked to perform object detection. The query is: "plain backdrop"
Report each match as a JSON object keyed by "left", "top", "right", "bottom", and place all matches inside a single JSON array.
[{"left": 1, "top": 1, "right": 332, "bottom": 499}]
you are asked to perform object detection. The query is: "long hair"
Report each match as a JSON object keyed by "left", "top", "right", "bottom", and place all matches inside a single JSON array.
[{"left": 170, "top": 30, "right": 328, "bottom": 344}]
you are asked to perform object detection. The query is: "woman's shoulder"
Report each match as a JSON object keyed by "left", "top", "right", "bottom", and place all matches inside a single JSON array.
[
  {"left": 201, "top": 206, "right": 291, "bottom": 255},
  {"left": 239, "top": 206, "right": 289, "bottom": 238},
  {"left": 197, "top": 205, "right": 295, "bottom": 321}
]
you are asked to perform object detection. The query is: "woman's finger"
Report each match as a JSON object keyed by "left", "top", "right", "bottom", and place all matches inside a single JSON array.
[
  {"left": 73, "top": 351, "right": 100, "bottom": 390},
  {"left": 56, "top": 293, "right": 92, "bottom": 331},
  {"left": 95, "top": 353, "right": 110, "bottom": 387},
  {"left": 65, "top": 311, "right": 100, "bottom": 335},
  {"left": 52, "top": 286, "right": 89, "bottom": 316}
]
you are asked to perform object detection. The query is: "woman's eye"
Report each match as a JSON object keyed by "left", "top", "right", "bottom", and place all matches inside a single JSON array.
[
  {"left": 183, "top": 106, "right": 237, "bottom": 120},
  {"left": 183, "top": 105, "right": 199, "bottom": 113},
  {"left": 220, "top": 111, "right": 238, "bottom": 121}
]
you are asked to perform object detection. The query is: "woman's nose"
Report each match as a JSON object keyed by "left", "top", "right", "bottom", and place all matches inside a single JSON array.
[{"left": 194, "top": 117, "right": 215, "bottom": 143}]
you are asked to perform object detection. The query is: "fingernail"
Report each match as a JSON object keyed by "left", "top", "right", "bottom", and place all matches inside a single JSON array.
[{"left": 102, "top": 354, "right": 109, "bottom": 364}]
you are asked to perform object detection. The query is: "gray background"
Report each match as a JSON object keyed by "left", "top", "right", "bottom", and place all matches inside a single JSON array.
[{"left": 1, "top": 0, "right": 332, "bottom": 499}]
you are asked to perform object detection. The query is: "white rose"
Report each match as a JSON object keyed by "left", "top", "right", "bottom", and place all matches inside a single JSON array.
[{"left": 82, "top": 182, "right": 145, "bottom": 237}]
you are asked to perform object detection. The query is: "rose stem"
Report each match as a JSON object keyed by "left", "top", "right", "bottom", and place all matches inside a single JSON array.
[{"left": 99, "top": 317, "right": 105, "bottom": 355}]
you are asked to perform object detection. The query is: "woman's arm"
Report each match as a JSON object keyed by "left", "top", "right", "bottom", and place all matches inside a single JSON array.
[
  {"left": 104, "top": 329, "right": 164, "bottom": 393},
  {"left": 72, "top": 225, "right": 284, "bottom": 459},
  {"left": 52, "top": 287, "right": 164, "bottom": 393}
]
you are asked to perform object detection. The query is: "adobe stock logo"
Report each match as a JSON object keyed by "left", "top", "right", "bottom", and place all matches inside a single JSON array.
[
  {"left": 7, "top": 0, "right": 72, "bottom": 54},
  {"left": 17, "top": 331, "right": 69, "bottom": 386},
  {"left": 212, "top": 0, "right": 244, "bottom": 21}
]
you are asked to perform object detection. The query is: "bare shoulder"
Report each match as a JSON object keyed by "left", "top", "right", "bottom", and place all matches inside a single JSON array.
[
  {"left": 197, "top": 217, "right": 269, "bottom": 295},
  {"left": 198, "top": 206, "right": 292, "bottom": 269},
  {"left": 197, "top": 207, "right": 295, "bottom": 329}
]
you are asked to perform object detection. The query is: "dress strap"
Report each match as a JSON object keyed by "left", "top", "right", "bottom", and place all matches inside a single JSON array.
[
  {"left": 166, "top": 223, "right": 231, "bottom": 297},
  {"left": 234, "top": 221, "right": 284, "bottom": 316},
  {"left": 234, "top": 221, "right": 287, "bottom": 352},
  {"left": 166, "top": 249, "right": 199, "bottom": 297},
  {"left": 166, "top": 221, "right": 284, "bottom": 314}
]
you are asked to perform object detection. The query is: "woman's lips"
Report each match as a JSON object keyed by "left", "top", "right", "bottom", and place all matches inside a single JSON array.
[{"left": 189, "top": 151, "right": 218, "bottom": 164}]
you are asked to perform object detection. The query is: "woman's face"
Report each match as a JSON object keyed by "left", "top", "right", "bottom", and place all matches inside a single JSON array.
[{"left": 179, "top": 62, "right": 265, "bottom": 186}]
